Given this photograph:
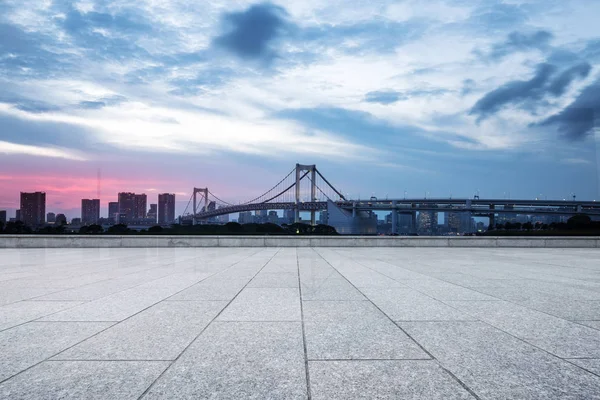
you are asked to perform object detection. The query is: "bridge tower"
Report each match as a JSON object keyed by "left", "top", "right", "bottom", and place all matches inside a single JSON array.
[
  {"left": 193, "top": 188, "right": 209, "bottom": 225},
  {"left": 295, "top": 164, "right": 317, "bottom": 225}
]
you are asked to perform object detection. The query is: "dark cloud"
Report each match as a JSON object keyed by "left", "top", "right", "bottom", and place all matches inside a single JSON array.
[
  {"left": 548, "top": 63, "right": 592, "bottom": 96},
  {"left": 487, "top": 30, "right": 553, "bottom": 60},
  {"left": 471, "top": 62, "right": 591, "bottom": 119},
  {"left": 539, "top": 79, "right": 600, "bottom": 140},
  {"left": 470, "top": 63, "right": 555, "bottom": 118},
  {"left": 365, "top": 91, "right": 404, "bottom": 104},
  {"left": 213, "top": 3, "right": 289, "bottom": 61}
]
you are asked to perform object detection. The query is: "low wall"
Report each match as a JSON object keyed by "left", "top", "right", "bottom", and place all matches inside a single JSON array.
[{"left": 0, "top": 235, "right": 599, "bottom": 248}]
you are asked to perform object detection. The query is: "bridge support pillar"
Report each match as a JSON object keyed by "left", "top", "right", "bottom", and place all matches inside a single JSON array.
[
  {"left": 489, "top": 204, "right": 495, "bottom": 229},
  {"left": 391, "top": 201, "right": 398, "bottom": 235},
  {"left": 411, "top": 211, "right": 417, "bottom": 234},
  {"left": 193, "top": 188, "right": 208, "bottom": 225}
]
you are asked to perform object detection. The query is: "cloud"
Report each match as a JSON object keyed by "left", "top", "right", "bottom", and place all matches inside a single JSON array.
[
  {"left": 213, "top": 3, "right": 289, "bottom": 62},
  {"left": 547, "top": 62, "right": 592, "bottom": 96},
  {"left": 539, "top": 79, "right": 600, "bottom": 140},
  {"left": 486, "top": 30, "right": 553, "bottom": 60},
  {"left": 470, "top": 63, "right": 556, "bottom": 119},
  {"left": 0, "top": 140, "right": 86, "bottom": 161},
  {"left": 364, "top": 90, "right": 404, "bottom": 104}
]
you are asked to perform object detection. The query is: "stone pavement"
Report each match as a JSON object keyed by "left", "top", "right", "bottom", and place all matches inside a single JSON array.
[{"left": 1, "top": 247, "right": 600, "bottom": 399}]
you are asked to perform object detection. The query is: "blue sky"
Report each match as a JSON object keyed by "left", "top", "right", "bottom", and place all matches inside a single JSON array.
[{"left": 1, "top": 0, "right": 600, "bottom": 217}]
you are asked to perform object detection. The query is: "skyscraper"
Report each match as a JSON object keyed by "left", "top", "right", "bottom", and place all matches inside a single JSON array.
[
  {"left": 81, "top": 199, "right": 100, "bottom": 224},
  {"left": 158, "top": 193, "right": 175, "bottom": 224},
  {"left": 20, "top": 192, "right": 46, "bottom": 226},
  {"left": 0, "top": 210, "right": 6, "bottom": 224},
  {"left": 118, "top": 193, "right": 147, "bottom": 221}
]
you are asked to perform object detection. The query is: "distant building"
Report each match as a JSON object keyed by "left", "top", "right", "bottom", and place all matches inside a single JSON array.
[
  {"left": 284, "top": 209, "right": 295, "bottom": 224},
  {"left": 238, "top": 211, "right": 253, "bottom": 224},
  {"left": 417, "top": 210, "right": 438, "bottom": 235},
  {"left": 147, "top": 204, "right": 157, "bottom": 223},
  {"left": 118, "top": 192, "right": 147, "bottom": 221},
  {"left": 46, "top": 212, "right": 56, "bottom": 223},
  {"left": 56, "top": 214, "right": 67, "bottom": 225},
  {"left": 108, "top": 202, "right": 119, "bottom": 220},
  {"left": 15, "top": 209, "right": 21, "bottom": 221},
  {"left": 20, "top": 192, "right": 46, "bottom": 226},
  {"left": 319, "top": 210, "right": 328, "bottom": 225},
  {"left": 158, "top": 194, "right": 175, "bottom": 224},
  {"left": 81, "top": 199, "right": 100, "bottom": 224},
  {"left": 255, "top": 210, "right": 268, "bottom": 224},
  {"left": 71, "top": 218, "right": 82, "bottom": 225},
  {"left": 0, "top": 210, "right": 6, "bottom": 224},
  {"left": 268, "top": 210, "right": 279, "bottom": 224}
]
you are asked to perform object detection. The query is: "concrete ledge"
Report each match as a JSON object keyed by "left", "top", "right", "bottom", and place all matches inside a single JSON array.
[{"left": 1, "top": 235, "right": 599, "bottom": 248}]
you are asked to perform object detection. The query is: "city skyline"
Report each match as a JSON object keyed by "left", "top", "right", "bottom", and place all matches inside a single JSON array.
[{"left": 1, "top": 0, "right": 600, "bottom": 216}]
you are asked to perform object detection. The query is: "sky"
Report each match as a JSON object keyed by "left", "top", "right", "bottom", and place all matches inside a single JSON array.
[{"left": 1, "top": 0, "right": 600, "bottom": 218}]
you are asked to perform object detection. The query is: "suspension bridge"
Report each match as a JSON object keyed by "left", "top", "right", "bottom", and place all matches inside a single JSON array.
[{"left": 181, "top": 163, "right": 600, "bottom": 234}]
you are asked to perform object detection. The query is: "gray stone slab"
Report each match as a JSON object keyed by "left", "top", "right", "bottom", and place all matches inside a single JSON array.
[
  {"left": 446, "top": 300, "right": 600, "bottom": 358},
  {"left": 0, "top": 301, "right": 84, "bottom": 331},
  {"left": 247, "top": 272, "right": 299, "bottom": 288},
  {"left": 578, "top": 320, "right": 600, "bottom": 330},
  {"left": 361, "top": 288, "right": 475, "bottom": 321},
  {"left": 168, "top": 278, "right": 250, "bottom": 301},
  {"left": 402, "top": 279, "right": 498, "bottom": 301},
  {"left": 0, "top": 322, "right": 113, "bottom": 382},
  {"left": 309, "top": 360, "right": 474, "bottom": 399},
  {"left": 143, "top": 322, "right": 307, "bottom": 399},
  {"left": 0, "top": 360, "right": 169, "bottom": 400},
  {"left": 568, "top": 359, "right": 600, "bottom": 376},
  {"left": 55, "top": 301, "right": 226, "bottom": 360},
  {"left": 303, "top": 301, "right": 428, "bottom": 360},
  {"left": 218, "top": 288, "right": 301, "bottom": 321},
  {"left": 401, "top": 321, "right": 600, "bottom": 399}
]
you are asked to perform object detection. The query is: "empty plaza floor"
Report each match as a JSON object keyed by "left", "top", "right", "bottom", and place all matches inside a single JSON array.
[{"left": 1, "top": 247, "right": 600, "bottom": 399}]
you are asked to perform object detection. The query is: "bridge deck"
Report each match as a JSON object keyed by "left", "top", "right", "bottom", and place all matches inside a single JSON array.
[{"left": 1, "top": 247, "right": 600, "bottom": 399}]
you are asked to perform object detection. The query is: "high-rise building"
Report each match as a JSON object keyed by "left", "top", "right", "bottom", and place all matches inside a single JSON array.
[
  {"left": 134, "top": 194, "right": 147, "bottom": 219},
  {"left": 158, "top": 194, "right": 175, "bottom": 224},
  {"left": 238, "top": 211, "right": 253, "bottom": 224},
  {"left": 20, "top": 192, "right": 46, "bottom": 226},
  {"left": 268, "top": 210, "right": 279, "bottom": 224},
  {"left": 81, "top": 199, "right": 100, "bottom": 224},
  {"left": 147, "top": 204, "right": 157, "bottom": 223},
  {"left": 417, "top": 210, "right": 438, "bottom": 235},
  {"left": 15, "top": 209, "right": 21, "bottom": 221},
  {"left": 0, "top": 210, "right": 6, "bottom": 224},
  {"left": 118, "top": 193, "right": 147, "bottom": 221},
  {"left": 108, "top": 202, "right": 119, "bottom": 220},
  {"left": 47, "top": 212, "right": 56, "bottom": 223}
]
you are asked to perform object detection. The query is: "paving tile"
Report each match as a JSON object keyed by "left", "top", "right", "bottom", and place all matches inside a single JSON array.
[
  {"left": 401, "top": 321, "right": 600, "bottom": 399},
  {"left": 0, "top": 301, "right": 84, "bottom": 331},
  {"left": 0, "top": 361, "right": 169, "bottom": 400},
  {"left": 55, "top": 301, "right": 226, "bottom": 360},
  {"left": 143, "top": 322, "right": 307, "bottom": 399},
  {"left": 578, "top": 320, "right": 600, "bottom": 330},
  {"left": 361, "top": 287, "right": 475, "bottom": 321},
  {"left": 218, "top": 288, "right": 301, "bottom": 321},
  {"left": 568, "top": 359, "right": 600, "bottom": 376},
  {"left": 169, "top": 278, "right": 249, "bottom": 301},
  {"left": 401, "top": 280, "right": 497, "bottom": 301},
  {"left": 300, "top": 268, "right": 365, "bottom": 301},
  {"left": 0, "top": 322, "right": 113, "bottom": 382},
  {"left": 309, "top": 360, "right": 475, "bottom": 399},
  {"left": 247, "top": 272, "right": 299, "bottom": 288},
  {"left": 303, "top": 301, "right": 428, "bottom": 360},
  {"left": 446, "top": 300, "right": 600, "bottom": 358}
]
